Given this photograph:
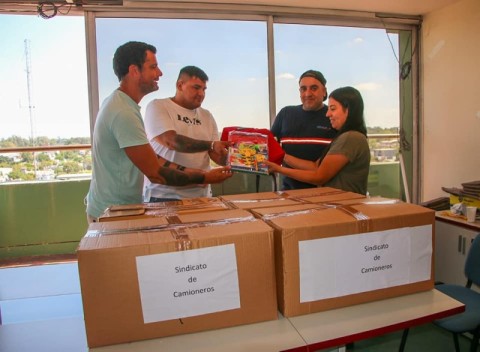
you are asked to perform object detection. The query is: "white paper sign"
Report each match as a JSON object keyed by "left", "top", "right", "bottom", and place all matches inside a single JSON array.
[
  {"left": 299, "top": 225, "right": 432, "bottom": 302},
  {"left": 136, "top": 244, "right": 240, "bottom": 323}
]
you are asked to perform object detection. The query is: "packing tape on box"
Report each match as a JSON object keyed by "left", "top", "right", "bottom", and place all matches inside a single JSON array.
[
  {"left": 166, "top": 215, "right": 183, "bottom": 224},
  {"left": 259, "top": 206, "right": 327, "bottom": 221},
  {"left": 102, "top": 198, "right": 231, "bottom": 219},
  {"left": 145, "top": 198, "right": 231, "bottom": 212},
  {"left": 166, "top": 214, "right": 260, "bottom": 251},
  {"left": 223, "top": 197, "right": 289, "bottom": 204},
  {"left": 259, "top": 202, "right": 373, "bottom": 232},
  {"left": 224, "top": 190, "right": 347, "bottom": 204},
  {"left": 85, "top": 214, "right": 258, "bottom": 237},
  {"left": 84, "top": 223, "right": 172, "bottom": 237},
  {"left": 167, "top": 215, "right": 258, "bottom": 229},
  {"left": 276, "top": 189, "right": 347, "bottom": 199},
  {"left": 171, "top": 227, "right": 191, "bottom": 251}
]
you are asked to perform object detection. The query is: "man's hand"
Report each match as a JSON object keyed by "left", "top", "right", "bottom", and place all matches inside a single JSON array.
[
  {"left": 203, "top": 166, "right": 233, "bottom": 184},
  {"left": 209, "top": 141, "right": 231, "bottom": 166},
  {"left": 211, "top": 140, "right": 231, "bottom": 154}
]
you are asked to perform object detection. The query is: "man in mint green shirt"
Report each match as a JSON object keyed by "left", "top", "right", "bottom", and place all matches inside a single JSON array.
[{"left": 86, "top": 41, "right": 231, "bottom": 221}]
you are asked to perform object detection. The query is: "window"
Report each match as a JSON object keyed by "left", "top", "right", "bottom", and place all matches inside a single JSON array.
[
  {"left": 274, "top": 23, "right": 403, "bottom": 198},
  {"left": 0, "top": 14, "right": 90, "bottom": 182},
  {"left": 93, "top": 16, "right": 406, "bottom": 198},
  {"left": 95, "top": 18, "right": 270, "bottom": 132},
  {"left": 0, "top": 8, "right": 418, "bottom": 199},
  {"left": 274, "top": 24, "right": 399, "bottom": 130},
  {"left": 0, "top": 14, "right": 89, "bottom": 143}
]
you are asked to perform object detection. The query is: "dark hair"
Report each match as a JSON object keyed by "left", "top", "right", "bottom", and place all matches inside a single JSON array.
[
  {"left": 299, "top": 69, "right": 327, "bottom": 101},
  {"left": 329, "top": 86, "right": 367, "bottom": 136},
  {"left": 113, "top": 41, "right": 157, "bottom": 81},
  {"left": 299, "top": 69, "right": 327, "bottom": 86},
  {"left": 178, "top": 65, "right": 209, "bottom": 82}
]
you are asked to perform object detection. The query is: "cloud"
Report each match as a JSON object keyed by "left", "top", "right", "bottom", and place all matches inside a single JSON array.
[
  {"left": 347, "top": 37, "right": 364, "bottom": 47},
  {"left": 355, "top": 82, "right": 382, "bottom": 91},
  {"left": 277, "top": 72, "right": 295, "bottom": 80}
]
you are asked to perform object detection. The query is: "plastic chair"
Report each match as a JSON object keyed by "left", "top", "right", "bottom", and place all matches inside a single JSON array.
[
  {"left": 399, "top": 233, "right": 480, "bottom": 352},
  {"left": 434, "top": 233, "right": 480, "bottom": 352}
]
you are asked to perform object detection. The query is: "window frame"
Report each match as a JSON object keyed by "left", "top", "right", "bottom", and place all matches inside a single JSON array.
[
  {"left": 84, "top": 6, "right": 419, "bottom": 202},
  {"left": 0, "top": 4, "right": 419, "bottom": 202}
]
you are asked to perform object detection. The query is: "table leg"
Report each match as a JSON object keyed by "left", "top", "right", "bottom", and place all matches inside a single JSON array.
[{"left": 399, "top": 328, "right": 409, "bottom": 352}]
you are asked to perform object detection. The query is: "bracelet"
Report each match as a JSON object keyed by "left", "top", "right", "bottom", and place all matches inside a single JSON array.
[
  {"left": 163, "top": 160, "right": 171, "bottom": 168},
  {"left": 210, "top": 141, "right": 215, "bottom": 151},
  {"left": 176, "top": 165, "right": 186, "bottom": 171}
]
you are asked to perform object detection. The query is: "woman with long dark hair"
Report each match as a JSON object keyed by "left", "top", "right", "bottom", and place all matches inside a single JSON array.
[{"left": 265, "top": 86, "right": 370, "bottom": 194}]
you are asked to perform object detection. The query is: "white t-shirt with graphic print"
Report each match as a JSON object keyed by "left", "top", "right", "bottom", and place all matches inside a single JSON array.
[{"left": 143, "top": 98, "right": 219, "bottom": 200}]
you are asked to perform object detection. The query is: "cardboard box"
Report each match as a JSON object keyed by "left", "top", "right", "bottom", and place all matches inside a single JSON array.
[
  {"left": 98, "top": 197, "right": 231, "bottom": 222},
  {"left": 281, "top": 188, "right": 366, "bottom": 204},
  {"left": 220, "top": 187, "right": 366, "bottom": 211},
  {"left": 220, "top": 191, "right": 306, "bottom": 210},
  {"left": 78, "top": 209, "right": 277, "bottom": 347},
  {"left": 253, "top": 198, "right": 435, "bottom": 317},
  {"left": 277, "top": 187, "right": 358, "bottom": 198}
]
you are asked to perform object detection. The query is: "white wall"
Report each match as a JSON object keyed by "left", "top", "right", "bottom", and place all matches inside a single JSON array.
[{"left": 421, "top": 0, "right": 480, "bottom": 201}]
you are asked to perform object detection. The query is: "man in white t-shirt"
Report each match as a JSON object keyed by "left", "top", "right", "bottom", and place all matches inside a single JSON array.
[
  {"left": 86, "top": 45, "right": 232, "bottom": 223},
  {"left": 144, "top": 66, "right": 229, "bottom": 201}
]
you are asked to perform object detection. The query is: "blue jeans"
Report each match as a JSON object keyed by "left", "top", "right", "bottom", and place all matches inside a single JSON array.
[{"left": 148, "top": 197, "right": 180, "bottom": 203}]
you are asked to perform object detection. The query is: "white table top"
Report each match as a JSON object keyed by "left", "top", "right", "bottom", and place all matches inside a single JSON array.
[
  {"left": 287, "top": 288, "right": 464, "bottom": 351},
  {"left": 0, "top": 289, "right": 464, "bottom": 352},
  {"left": 92, "top": 312, "right": 305, "bottom": 352},
  {"left": 436, "top": 210, "right": 480, "bottom": 230}
]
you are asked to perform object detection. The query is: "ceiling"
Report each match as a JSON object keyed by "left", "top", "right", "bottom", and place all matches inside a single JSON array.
[
  {"left": 126, "top": 0, "right": 463, "bottom": 16},
  {"left": 0, "top": 0, "right": 463, "bottom": 16}
]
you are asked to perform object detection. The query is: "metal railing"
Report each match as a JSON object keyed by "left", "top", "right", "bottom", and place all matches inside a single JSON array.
[
  {"left": 0, "top": 144, "right": 91, "bottom": 153},
  {"left": 0, "top": 133, "right": 399, "bottom": 154}
]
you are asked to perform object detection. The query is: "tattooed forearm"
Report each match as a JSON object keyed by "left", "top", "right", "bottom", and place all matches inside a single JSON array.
[
  {"left": 174, "top": 135, "right": 210, "bottom": 153},
  {"left": 158, "top": 166, "right": 205, "bottom": 186}
]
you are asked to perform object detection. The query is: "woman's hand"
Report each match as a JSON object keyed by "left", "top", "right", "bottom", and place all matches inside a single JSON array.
[{"left": 263, "top": 160, "right": 282, "bottom": 175}]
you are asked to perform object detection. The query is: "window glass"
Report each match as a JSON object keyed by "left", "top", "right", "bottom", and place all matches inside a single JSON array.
[
  {"left": 0, "top": 14, "right": 406, "bottom": 195},
  {"left": 95, "top": 18, "right": 270, "bottom": 132},
  {"left": 0, "top": 14, "right": 89, "bottom": 144},
  {"left": 274, "top": 24, "right": 402, "bottom": 198},
  {"left": 274, "top": 24, "right": 400, "bottom": 130}
]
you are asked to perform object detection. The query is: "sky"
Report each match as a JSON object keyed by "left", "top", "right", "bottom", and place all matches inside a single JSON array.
[
  {"left": 0, "top": 14, "right": 400, "bottom": 140},
  {"left": 0, "top": 15, "right": 89, "bottom": 140}
]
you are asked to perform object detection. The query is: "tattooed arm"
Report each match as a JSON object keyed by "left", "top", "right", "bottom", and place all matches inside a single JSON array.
[
  {"left": 124, "top": 143, "right": 231, "bottom": 186},
  {"left": 156, "top": 130, "right": 211, "bottom": 152},
  {"left": 154, "top": 130, "right": 229, "bottom": 165}
]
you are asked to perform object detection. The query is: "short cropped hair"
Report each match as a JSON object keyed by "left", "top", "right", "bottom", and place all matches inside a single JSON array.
[
  {"left": 113, "top": 41, "right": 157, "bottom": 81},
  {"left": 299, "top": 70, "right": 327, "bottom": 86},
  {"left": 299, "top": 69, "right": 328, "bottom": 101},
  {"left": 177, "top": 65, "right": 209, "bottom": 82}
]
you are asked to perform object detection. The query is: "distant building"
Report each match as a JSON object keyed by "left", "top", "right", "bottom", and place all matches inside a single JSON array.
[
  {"left": 373, "top": 148, "right": 397, "bottom": 162},
  {"left": 0, "top": 167, "right": 13, "bottom": 182},
  {"left": 35, "top": 169, "right": 55, "bottom": 181},
  {"left": 0, "top": 153, "right": 21, "bottom": 162},
  {"left": 55, "top": 173, "right": 91, "bottom": 181}
]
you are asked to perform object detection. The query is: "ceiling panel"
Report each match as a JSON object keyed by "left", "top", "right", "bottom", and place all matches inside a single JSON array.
[{"left": 127, "top": 0, "right": 462, "bottom": 16}]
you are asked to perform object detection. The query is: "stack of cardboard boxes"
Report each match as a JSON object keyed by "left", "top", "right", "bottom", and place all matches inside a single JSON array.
[
  {"left": 98, "top": 197, "right": 230, "bottom": 222},
  {"left": 78, "top": 209, "right": 277, "bottom": 347},
  {"left": 78, "top": 189, "right": 435, "bottom": 347},
  {"left": 251, "top": 197, "right": 434, "bottom": 316}
]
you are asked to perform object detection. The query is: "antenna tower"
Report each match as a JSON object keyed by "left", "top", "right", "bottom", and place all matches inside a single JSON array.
[{"left": 24, "top": 39, "right": 38, "bottom": 176}]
